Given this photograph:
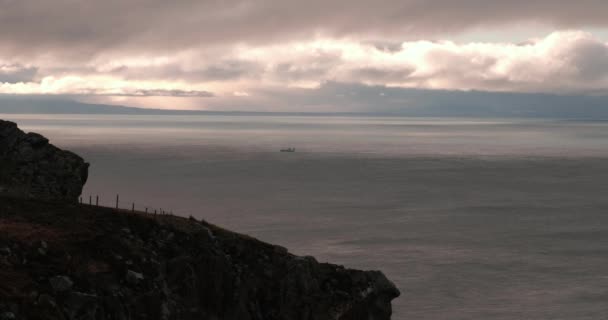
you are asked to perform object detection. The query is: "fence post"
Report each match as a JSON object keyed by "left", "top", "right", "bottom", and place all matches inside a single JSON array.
[
  {"left": 116, "top": 194, "right": 119, "bottom": 210},
  {"left": 89, "top": 195, "right": 92, "bottom": 206},
  {"left": 132, "top": 203, "right": 135, "bottom": 212},
  {"left": 96, "top": 195, "right": 99, "bottom": 207},
  {"left": 145, "top": 207, "right": 148, "bottom": 214}
]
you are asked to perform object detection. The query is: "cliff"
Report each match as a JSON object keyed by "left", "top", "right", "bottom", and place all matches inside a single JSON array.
[
  {"left": 0, "top": 121, "right": 399, "bottom": 319},
  {"left": 0, "top": 120, "right": 88, "bottom": 202},
  {"left": 0, "top": 197, "right": 400, "bottom": 320}
]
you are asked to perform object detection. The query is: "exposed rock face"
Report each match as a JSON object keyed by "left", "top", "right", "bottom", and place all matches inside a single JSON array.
[
  {"left": 0, "top": 198, "right": 400, "bottom": 320},
  {"left": 0, "top": 120, "right": 88, "bottom": 202}
]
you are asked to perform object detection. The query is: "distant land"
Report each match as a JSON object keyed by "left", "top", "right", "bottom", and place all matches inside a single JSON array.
[
  {"left": 1, "top": 88, "right": 608, "bottom": 119},
  {"left": 0, "top": 96, "right": 368, "bottom": 117}
]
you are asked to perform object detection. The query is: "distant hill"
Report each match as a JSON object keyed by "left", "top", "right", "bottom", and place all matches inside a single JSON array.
[
  {"left": 1, "top": 90, "right": 608, "bottom": 119},
  {"left": 0, "top": 96, "right": 363, "bottom": 117},
  {"left": 301, "top": 83, "right": 608, "bottom": 119},
  {"left": 0, "top": 97, "right": 170, "bottom": 114}
]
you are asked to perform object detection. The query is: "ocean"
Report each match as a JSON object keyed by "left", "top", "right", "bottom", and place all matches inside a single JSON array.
[{"left": 4, "top": 114, "right": 608, "bottom": 319}]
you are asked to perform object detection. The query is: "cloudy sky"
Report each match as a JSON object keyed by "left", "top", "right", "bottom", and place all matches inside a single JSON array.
[{"left": 1, "top": 0, "right": 608, "bottom": 111}]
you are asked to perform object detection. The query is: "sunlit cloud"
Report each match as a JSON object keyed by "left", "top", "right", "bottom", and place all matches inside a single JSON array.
[
  {"left": 1, "top": 31, "right": 607, "bottom": 102},
  {"left": 0, "top": 75, "right": 214, "bottom": 97}
]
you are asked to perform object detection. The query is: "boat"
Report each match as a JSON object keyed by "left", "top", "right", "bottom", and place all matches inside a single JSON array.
[{"left": 280, "top": 147, "right": 296, "bottom": 152}]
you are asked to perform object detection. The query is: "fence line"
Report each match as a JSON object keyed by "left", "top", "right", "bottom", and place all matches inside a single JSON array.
[{"left": 79, "top": 193, "right": 175, "bottom": 217}]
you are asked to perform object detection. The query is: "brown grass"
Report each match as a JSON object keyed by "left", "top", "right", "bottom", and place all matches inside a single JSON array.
[{"left": 0, "top": 219, "right": 67, "bottom": 245}]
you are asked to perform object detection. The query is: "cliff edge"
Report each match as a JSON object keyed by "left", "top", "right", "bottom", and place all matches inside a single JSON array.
[
  {"left": 0, "top": 120, "right": 399, "bottom": 320},
  {"left": 0, "top": 198, "right": 400, "bottom": 320},
  {"left": 0, "top": 120, "right": 88, "bottom": 202}
]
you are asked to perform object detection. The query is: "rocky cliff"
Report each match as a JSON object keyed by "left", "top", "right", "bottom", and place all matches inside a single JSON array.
[
  {"left": 0, "top": 120, "right": 88, "bottom": 202},
  {"left": 0, "top": 197, "right": 400, "bottom": 320},
  {"left": 0, "top": 122, "right": 399, "bottom": 319}
]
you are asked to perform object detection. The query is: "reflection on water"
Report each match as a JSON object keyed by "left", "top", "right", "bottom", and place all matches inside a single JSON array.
[
  {"left": 6, "top": 114, "right": 608, "bottom": 157},
  {"left": 3, "top": 114, "right": 608, "bottom": 319}
]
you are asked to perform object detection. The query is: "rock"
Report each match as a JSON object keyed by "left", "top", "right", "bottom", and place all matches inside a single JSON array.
[
  {"left": 37, "top": 240, "right": 48, "bottom": 256},
  {"left": 125, "top": 270, "right": 144, "bottom": 285},
  {"left": 35, "top": 294, "right": 64, "bottom": 319},
  {"left": 0, "top": 120, "right": 88, "bottom": 202},
  {"left": 202, "top": 226, "right": 215, "bottom": 240},
  {"left": 0, "top": 312, "right": 16, "bottom": 320},
  {"left": 0, "top": 247, "right": 10, "bottom": 256},
  {"left": 160, "top": 302, "right": 170, "bottom": 320},
  {"left": 49, "top": 275, "right": 73, "bottom": 293},
  {"left": 361, "top": 271, "right": 401, "bottom": 320},
  {"left": 0, "top": 176, "right": 400, "bottom": 319},
  {"left": 273, "top": 245, "right": 288, "bottom": 255},
  {"left": 65, "top": 292, "right": 100, "bottom": 320}
]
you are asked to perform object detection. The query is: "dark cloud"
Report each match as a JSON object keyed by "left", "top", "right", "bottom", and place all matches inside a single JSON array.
[
  {"left": 349, "top": 67, "right": 415, "bottom": 83},
  {"left": 560, "top": 37, "right": 608, "bottom": 81},
  {"left": 199, "top": 61, "right": 261, "bottom": 81},
  {"left": 112, "top": 60, "right": 262, "bottom": 82},
  {"left": 0, "top": 64, "right": 38, "bottom": 83},
  {"left": 1, "top": 0, "right": 607, "bottom": 57},
  {"left": 365, "top": 41, "right": 404, "bottom": 53},
  {"left": 269, "top": 52, "right": 341, "bottom": 82}
]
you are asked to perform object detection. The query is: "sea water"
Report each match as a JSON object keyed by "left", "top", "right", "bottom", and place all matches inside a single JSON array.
[{"left": 4, "top": 114, "right": 608, "bottom": 319}]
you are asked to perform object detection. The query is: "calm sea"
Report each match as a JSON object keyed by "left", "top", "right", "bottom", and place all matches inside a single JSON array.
[{"left": 4, "top": 114, "right": 608, "bottom": 319}]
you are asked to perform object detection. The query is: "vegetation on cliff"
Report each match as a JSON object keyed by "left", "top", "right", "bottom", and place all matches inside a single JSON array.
[{"left": 0, "top": 197, "right": 399, "bottom": 320}]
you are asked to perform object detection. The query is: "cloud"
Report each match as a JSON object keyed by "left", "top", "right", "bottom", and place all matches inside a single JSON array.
[
  {"left": 0, "top": 64, "right": 38, "bottom": 83},
  {"left": 1, "top": 0, "right": 608, "bottom": 59},
  {"left": 115, "top": 89, "right": 214, "bottom": 97},
  {"left": 349, "top": 67, "right": 416, "bottom": 83},
  {"left": 1, "top": 1, "right": 607, "bottom": 113},
  {"left": 263, "top": 31, "right": 608, "bottom": 93},
  {"left": 0, "top": 30, "right": 607, "bottom": 108},
  {"left": 0, "top": 75, "right": 214, "bottom": 97},
  {"left": 105, "top": 59, "right": 262, "bottom": 82}
]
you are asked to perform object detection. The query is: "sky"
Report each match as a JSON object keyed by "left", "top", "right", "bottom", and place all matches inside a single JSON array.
[{"left": 1, "top": 0, "right": 608, "bottom": 111}]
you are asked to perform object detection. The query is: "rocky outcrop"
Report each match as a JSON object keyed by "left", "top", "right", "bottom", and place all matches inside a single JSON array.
[
  {"left": 0, "top": 120, "right": 399, "bottom": 319},
  {"left": 0, "top": 198, "right": 400, "bottom": 320},
  {"left": 0, "top": 120, "right": 88, "bottom": 202}
]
